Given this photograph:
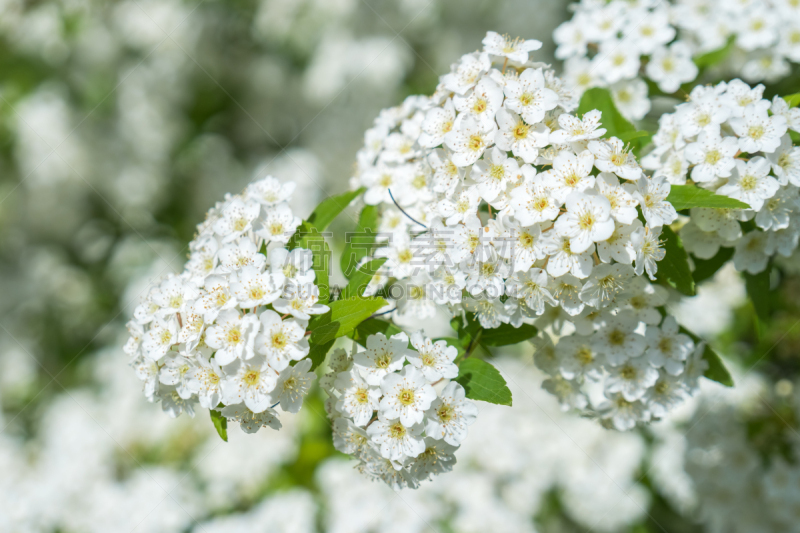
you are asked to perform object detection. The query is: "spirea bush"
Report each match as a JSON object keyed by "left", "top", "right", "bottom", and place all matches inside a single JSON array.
[{"left": 125, "top": 26, "right": 800, "bottom": 490}]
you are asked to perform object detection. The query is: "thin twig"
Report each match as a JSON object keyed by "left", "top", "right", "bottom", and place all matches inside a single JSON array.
[{"left": 388, "top": 188, "right": 427, "bottom": 228}]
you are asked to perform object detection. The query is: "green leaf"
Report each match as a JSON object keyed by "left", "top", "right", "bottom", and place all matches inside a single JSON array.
[
  {"left": 702, "top": 345, "right": 734, "bottom": 387},
  {"left": 693, "top": 36, "right": 735, "bottom": 68},
  {"left": 342, "top": 258, "right": 386, "bottom": 300},
  {"left": 288, "top": 222, "right": 331, "bottom": 304},
  {"left": 454, "top": 358, "right": 512, "bottom": 406},
  {"left": 617, "top": 130, "right": 650, "bottom": 143},
  {"left": 210, "top": 409, "right": 228, "bottom": 442},
  {"left": 307, "top": 296, "right": 387, "bottom": 369},
  {"left": 667, "top": 185, "right": 750, "bottom": 211},
  {"left": 308, "top": 340, "right": 335, "bottom": 370},
  {"left": 340, "top": 205, "right": 380, "bottom": 279},
  {"left": 744, "top": 267, "right": 771, "bottom": 323},
  {"left": 577, "top": 87, "right": 636, "bottom": 140},
  {"left": 784, "top": 93, "right": 800, "bottom": 108},
  {"left": 479, "top": 323, "right": 538, "bottom": 347},
  {"left": 351, "top": 317, "right": 406, "bottom": 345},
  {"left": 307, "top": 187, "right": 365, "bottom": 232},
  {"left": 679, "top": 327, "right": 734, "bottom": 387},
  {"left": 450, "top": 314, "right": 482, "bottom": 347},
  {"left": 691, "top": 247, "right": 734, "bottom": 284},
  {"left": 656, "top": 225, "right": 696, "bottom": 296}
]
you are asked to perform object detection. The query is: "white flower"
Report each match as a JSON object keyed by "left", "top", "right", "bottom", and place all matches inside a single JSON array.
[
  {"left": 221, "top": 403, "right": 281, "bottom": 433},
  {"left": 481, "top": 31, "right": 542, "bottom": 63},
  {"left": 269, "top": 247, "right": 314, "bottom": 287},
  {"left": 231, "top": 265, "right": 282, "bottom": 308},
  {"left": 592, "top": 313, "right": 646, "bottom": 365},
  {"left": 542, "top": 375, "right": 588, "bottom": 411},
  {"left": 332, "top": 418, "right": 369, "bottom": 456},
  {"left": 645, "top": 42, "right": 698, "bottom": 94},
  {"left": 540, "top": 230, "right": 594, "bottom": 279},
  {"left": 756, "top": 186, "right": 798, "bottom": 231},
  {"left": 542, "top": 149, "right": 595, "bottom": 203},
  {"left": 729, "top": 105, "right": 788, "bottom": 153},
  {"left": 409, "top": 438, "right": 458, "bottom": 480},
  {"left": 771, "top": 95, "right": 800, "bottom": 132},
  {"left": 495, "top": 108, "right": 548, "bottom": 164},
  {"left": 596, "top": 172, "right": 639, "bottom": 224},
  {"left": 134, "top": 357, "right": 159, "bottom": 400},
  {"left": 366, "top": 415, "right": 425, "bottom": 462},
  {"left": 159, "top": 386, "right": 196, "bottom": 418},
  {"left": 676, "top": 96, "right": 730, "bottom": 138},
  {"left": 767, "top": 135, "right": 800, "bottom": 186},
  {"left": 246, "top": 176, "right": 295, "bottom": 207},
  {"left": 150, "top": 277, "right": 199, "bottom": 316},
  {"left": 549, "top": 109, "right": 606, "bottom": 144},
  {"left": 578, "top": 263, "right": 635, "bottom": 309},
  {"left": 680, "top": 221, "right": 727, "bottom": 259},
  {"left": 453, "top": 77, "right": 503, "bottom": 130},
  {"left": 605, "top": 355, "right": 659, "bottom": 402},
  {"left": 589, "top": 137, "right": 642, "bottom": 180},
  {"left": 204, "top": 309, "right": 259, "bottom": 365},
  {"left": 645, "top": 317, "right": 694, "bottom": 376},
  {"left": 597, "top": 219, "right": 642, "bottom": 265},
  {"left": 611, "top": 79, "right": 651, "bottom": 122},
  {"left": 444, "top": 114, "right": 497, "bottom": 167},
  {"left": 221, "top": 357, "right": 278, "bottom": 413},
  {"left": 379, "top": 366, "right": 436, "bottom": 426},
  {"left": 733, "top": 230, "right": 770, "bottom": 274},
  {"left": 717, "top": 157, "right": 779, "bottom": 211},
  {"left": 334, "top": 368, "right": 381, "bottom": 426},
  {"left": 418, "top": 98, "right": 455, "bottom": 149},
  {"left": 509, "top": 166, "right": 562, "bottom": 225},
  {"left": 505, "top": 268, "right": 557, "bottom": 315},
  {"left": 440, "top": 52, "right": 491, "bottom": 95},
  {"left": 462, "top": 295, "right": 510, "bottom": 329},
  {"left": 269, "top": 359, "right": 314, "bottom": 413},
  {"left": 556, "top": 335, "right": 604, "bottom": 380},
  {"left": 425, "top": 382, "right": 478, "bottom": 446},
  {"left": 272, "top": 281, "right": 329, "bottom": 320},
  {"left": 464, "top": 253, "right": 508, "bottom": 298},
  {"left": 158, "top": 354, "right": 196, "bottom": 400},
  {"left": 549, "top": 273, "right": 586, "bottom": 316},
  {"left": 691, "top": 207, "right": 744, "bottom": 241},
  {"left": 354, "top": 332, "right": 413, "bottom": 386},
  {"left": 471, "top": 146, "right": 520, "bottom": 203},
  {"left": 428, "top": 148, "right": 465, "bottom": 194},
  {"left": 644, "top": 371, "right": 687, "bottom": 419},
  {"left": 213, "top": 197, "right": 261, "bottom": 242},
  {"left": 554, "top": 191, "right": 615, "bottom": 254},
  {"left": 503, "top": 68, "right": 558, "bottom": 124},
  {"left": 407, "top": 333, "right": 459, "bottom": 381},
  {"left": 599, "top": 393, "right": 650, "bottom": 430},
  {"left": 218, "top": 238, "right": 267, "bottom": 273},
  {"left": 187, "top": 357, "right": 223, "bottom": 409},
  {"left": 594, "top": 39, "right": 640, "bottom": 84},
  {"left": 142, "top": 317, "right": 178, "bottom": 361},
  {"left": 631, "top": 225, "right": 666, "bottom": 280},
  {"left": 254, "top": 310, "right": 309, "bottom": 371},
  {"left": 722, "top": 79, "right": 767, "bottom": 118},
  {"left": 684, "top": 131, "right": 739, "bottom": 182},
  {"left": 630, "top": 176, "right": 677, "bottom": 227},
  {"left": 257, "top": 203, "right": 302, "bottom": 244}
]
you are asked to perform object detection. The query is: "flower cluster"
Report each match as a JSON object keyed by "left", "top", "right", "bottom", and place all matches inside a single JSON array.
[
  {"left": 643, "top": 80, "right": 800, "bottom": 274},
  {"left": 684, "top": 379, "right": 800, "bottom": 533},
  {"left": 534, "top": 309, "right": 710, "bottom": 430},
  {"left": 321, "top": 332, "right": 477, "bottom": 489},
  {"left": 554, "top": 0, "right": 800, "bottom": 121},
  {"left": 124, "top": 176, "right": 327, "bottom": 431},
  {"left": 353, "top": 30, "right": 675, "bottom": 332}
]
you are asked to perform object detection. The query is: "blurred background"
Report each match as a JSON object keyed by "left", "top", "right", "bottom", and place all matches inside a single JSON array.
[{"left": 0, "top": 0, "right": 792, "bottom": 532}]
